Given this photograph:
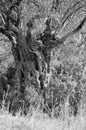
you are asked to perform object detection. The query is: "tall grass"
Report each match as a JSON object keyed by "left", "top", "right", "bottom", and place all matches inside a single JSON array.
[{"left": 0, "top": 89, "right": 86, "bottom": 130}]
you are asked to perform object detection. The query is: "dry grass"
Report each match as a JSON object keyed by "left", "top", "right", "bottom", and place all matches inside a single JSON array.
[{"left": 0, "top": 101, "right": 86, "bottom": 130}]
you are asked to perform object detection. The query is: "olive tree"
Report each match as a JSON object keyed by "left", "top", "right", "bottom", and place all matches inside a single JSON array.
[{"left": 0, "top": 0, "right": 85, "bottom": 115}]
